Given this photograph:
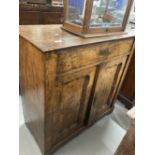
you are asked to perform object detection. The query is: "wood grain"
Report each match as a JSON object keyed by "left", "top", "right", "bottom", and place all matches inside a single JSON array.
[
  {"left": 19, "top": 25, "right": 135, "bottom": 155},
  {"left": 57, "top": 39, "right": 133, "bottom": 73},
  {"left": 87, "top": 56, "right": 128, "bottom": 124},
  {"left": 19, "top": 36, "right": 45, "bottom": 154},
  {"left": 19, "top": 2, "right": 63, "bottom": 25},
  {"left": 118, "top": 51, "right": 135, "bottom": 108},
  {"left": 45, "top": 67, "right": 96, "bottom": 152},
  {"left": 62, "top": 0, "right": 134, "bottom": 37},
  {"left": 19, "top": 25, "right": 135, "bottom": 52}
]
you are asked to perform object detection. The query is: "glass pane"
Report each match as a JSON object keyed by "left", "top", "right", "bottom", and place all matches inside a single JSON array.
[
  {"left": 67, "top": 0, "right": 86, "bottom": 26},
  {"left": 90, "top": 0, "right": 128, "bottom": 28}
]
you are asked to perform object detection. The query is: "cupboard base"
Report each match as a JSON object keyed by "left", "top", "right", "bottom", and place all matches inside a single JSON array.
[{"left": 45, "top": 106, "right": 114, "bottom": 155}]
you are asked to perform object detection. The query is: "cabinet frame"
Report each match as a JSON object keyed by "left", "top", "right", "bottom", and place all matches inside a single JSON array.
[{"left": 20, "top": 26, "right": 135, "bottom": 155}]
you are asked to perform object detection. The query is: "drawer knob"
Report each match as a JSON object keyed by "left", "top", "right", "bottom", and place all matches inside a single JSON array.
[{"left": 100, "top": 48, "right": 109, "bottom": 56}]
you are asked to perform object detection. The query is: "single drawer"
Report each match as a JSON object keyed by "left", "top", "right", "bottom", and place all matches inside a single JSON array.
[{"left": 57, "top": 38, "right": 134, "bottom": 73}]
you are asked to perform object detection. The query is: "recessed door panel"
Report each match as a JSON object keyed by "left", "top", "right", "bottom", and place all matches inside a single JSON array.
[
  {"left": 50, "top": 68, "right": 96, "bottom": 146},
  {"left": 89, "top": 56, "right": 128, "bottom": 123},
  {"left": 95, "top": 65, "right": 120, "bottom": 116}
]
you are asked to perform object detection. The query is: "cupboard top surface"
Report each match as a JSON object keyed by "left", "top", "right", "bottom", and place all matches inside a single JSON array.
[{"left": 19, "top": 24, "right": 134, "bottom": 52}]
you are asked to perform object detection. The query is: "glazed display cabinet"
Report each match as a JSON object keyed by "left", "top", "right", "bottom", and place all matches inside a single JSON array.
[{"left": 62, "top": 0, "right": 134, "bottom": 37}]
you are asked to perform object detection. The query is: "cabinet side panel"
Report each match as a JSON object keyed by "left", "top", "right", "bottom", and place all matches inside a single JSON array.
[
  {"left": 112, "top": 40, "right": 135, "bottom": 106},
  {"left": 118, "top": 51, "right": 135, "bottom": 108},
  {"left": 19, "top": 36, "right": 45, "bottom": 154},
  {"left": 44, "top": 53, "right": 58, "bottom": 152}
]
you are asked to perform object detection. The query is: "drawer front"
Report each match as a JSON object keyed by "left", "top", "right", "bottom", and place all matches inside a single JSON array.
[{"left": 57, "top": 38, "right": 134, "bottom": 73}]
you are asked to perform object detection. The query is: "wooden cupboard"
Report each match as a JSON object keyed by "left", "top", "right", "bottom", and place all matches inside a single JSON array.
[
  {"left": 62, "top": 0, "right": 134, "bottom": 38},
  {"left": 19, "top": 25, "right": 135, "bottom": 155},
  {"left": 19, "top": 2, "right": 63, "bottom": 25}
]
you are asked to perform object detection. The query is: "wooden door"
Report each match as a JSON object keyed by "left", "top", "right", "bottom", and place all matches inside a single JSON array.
[
  {"left": 88, "top": 56, "right": 128, "bottom": 124},
  {"left": 50, "top": 67, "right": 96, "bottom": 147}
]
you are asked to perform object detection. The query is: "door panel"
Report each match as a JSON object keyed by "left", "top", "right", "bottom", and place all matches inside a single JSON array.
[
  {"left": 51, "top": 67, "right": 96, "bottom": 146},
  {"left": 95, "top": 65, "right": 120, "bottom": 115},
  {"left": 90, "top": 56, "right": 128, "bottom": 123},
  {"left": 59, "top": 78, "right": 85, "bottom": 129}
]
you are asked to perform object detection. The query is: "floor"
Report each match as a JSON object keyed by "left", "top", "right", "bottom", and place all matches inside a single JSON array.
[{"left": 19, "top": 96, "right": 130, "bottom": 155}]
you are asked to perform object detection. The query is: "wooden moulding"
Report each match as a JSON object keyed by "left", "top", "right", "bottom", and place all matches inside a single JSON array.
[
  {"left": 62, "top": 26, "right": 128, "bottom": 38},
  {"left": 62, "top": 22, "right": 83, "bottom": 34}
]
